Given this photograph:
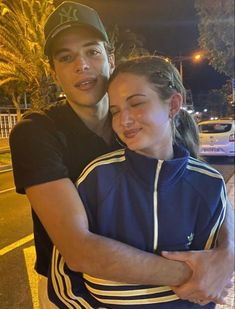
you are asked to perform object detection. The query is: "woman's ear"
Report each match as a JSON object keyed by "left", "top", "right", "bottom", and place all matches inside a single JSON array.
[{"left": 169, "top": 93, "right": 182, "bottom": 119}]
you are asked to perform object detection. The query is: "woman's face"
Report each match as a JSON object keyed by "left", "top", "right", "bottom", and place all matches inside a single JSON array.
[{"left": 109, "top": 73, "right": 179, "bottom": 158}]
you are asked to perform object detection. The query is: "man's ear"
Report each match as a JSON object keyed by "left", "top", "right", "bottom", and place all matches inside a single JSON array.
[
  {"left": 169, "top": 93, "right": 182, "bottom": 119},
  {"left": 50, "top": 68, "right": 61, "bottom": 88},
  {"left": 109, "top": 53, "right": 115, "bottom": 74}
]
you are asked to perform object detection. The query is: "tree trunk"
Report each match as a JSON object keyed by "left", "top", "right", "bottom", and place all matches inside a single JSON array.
[{"left": 11, "top": 93, "right": 22, "bottom": 121}]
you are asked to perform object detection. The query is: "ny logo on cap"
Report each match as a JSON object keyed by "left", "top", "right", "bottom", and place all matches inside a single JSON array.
[{"left": 59, "top": 6, "right": 80, "bottom": 25}]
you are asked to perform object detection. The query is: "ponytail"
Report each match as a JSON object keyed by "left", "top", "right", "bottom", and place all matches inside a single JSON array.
[{"left": 174, "top": 109, "right": 199, "bottom": 158}]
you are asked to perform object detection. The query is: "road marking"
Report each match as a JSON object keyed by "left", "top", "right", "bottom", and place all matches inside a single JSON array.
[
  {"left": 0, "top": 233, "right": 34, "bottom": 256},
  {"left": 0, "top": 168, "right": 13, "bottom": 174},
  {"left": 0, "top": 187, "right": 15, "bottom": 194},
  {"left": 24, "top": 246, "right": 39, "bottom": 309}
]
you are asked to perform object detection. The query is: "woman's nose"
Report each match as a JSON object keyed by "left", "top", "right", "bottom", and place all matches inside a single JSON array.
[{"left": 120, "top": 110, "right": 134, "bottom": 127}]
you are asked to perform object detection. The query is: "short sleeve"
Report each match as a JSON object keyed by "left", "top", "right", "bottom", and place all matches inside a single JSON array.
[{"left": 9, "top": 112, "right": 69, "bottom": 193}]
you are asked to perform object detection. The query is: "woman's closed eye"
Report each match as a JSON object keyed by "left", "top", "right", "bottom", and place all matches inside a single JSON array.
[
  {"left": 130, "top": 101, "right": 145, "bottom": 107},
  {"left": 110, "top": 108, "right": 120, "bottom": 116}
]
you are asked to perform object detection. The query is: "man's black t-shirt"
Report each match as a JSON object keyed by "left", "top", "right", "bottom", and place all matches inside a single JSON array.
[{"left": 9, "top": 101, "right": 118, "bottom": 276}]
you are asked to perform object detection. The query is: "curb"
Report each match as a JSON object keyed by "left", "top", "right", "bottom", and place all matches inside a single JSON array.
[{"left": 226, "top": 174, "right": 234, "bottom": 202}]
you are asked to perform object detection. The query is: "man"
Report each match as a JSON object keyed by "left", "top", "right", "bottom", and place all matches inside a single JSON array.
[{"left": 10, "top": 1, "right": 234, "bottom": 308}]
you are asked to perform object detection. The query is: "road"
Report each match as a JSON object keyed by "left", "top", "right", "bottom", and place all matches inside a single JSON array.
[
  {"left": 0, "top": 158, "right": 234, "bottom": 309},
  {"left": 0, "top": 173, "right": 34, "bottom": 309},
  {"left": 204, "top": 156, "right": 234, "bottom": 182},
  {"left": 0, "top": 168, "right": 14, "bottom": 192}
]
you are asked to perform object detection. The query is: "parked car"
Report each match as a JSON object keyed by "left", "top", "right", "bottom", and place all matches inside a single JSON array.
[{"left": 198, "top": 118, "right": 235, "bottom": 157}]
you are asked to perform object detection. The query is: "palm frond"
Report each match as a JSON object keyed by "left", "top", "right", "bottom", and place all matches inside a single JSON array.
[{"left": 0, "top": 0, "right": 54, "bottom": 109}]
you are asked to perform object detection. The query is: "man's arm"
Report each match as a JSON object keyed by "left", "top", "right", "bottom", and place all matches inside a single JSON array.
[
  {"left": 162, "top": 198, "right": 234, "bottom": 304},
  {"left": 26, "top": 178, "right": 191, "bottom": 286}
]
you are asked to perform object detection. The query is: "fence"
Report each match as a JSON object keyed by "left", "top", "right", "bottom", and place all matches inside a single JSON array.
[{"left": 0, "top": 113, "right": 17, "bottom": 138}]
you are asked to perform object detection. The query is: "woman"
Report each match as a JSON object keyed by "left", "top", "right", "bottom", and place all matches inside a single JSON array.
[{"left": 48, "top": 56, "right": 227, "bottom": 308}]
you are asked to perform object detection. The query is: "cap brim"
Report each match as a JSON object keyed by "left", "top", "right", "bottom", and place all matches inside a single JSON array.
[{"left": 44, "top": 23, "right": 108, "bottom": 56}]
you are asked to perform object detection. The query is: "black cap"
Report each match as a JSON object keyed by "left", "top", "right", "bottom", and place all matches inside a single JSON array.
[{"left": 44, "top": 1, "right": 109, "bottom": 56}]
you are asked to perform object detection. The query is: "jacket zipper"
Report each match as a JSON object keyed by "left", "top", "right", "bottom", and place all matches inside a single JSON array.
[{"left": 153, "top": 160, "right": 163, "bottom": 252}]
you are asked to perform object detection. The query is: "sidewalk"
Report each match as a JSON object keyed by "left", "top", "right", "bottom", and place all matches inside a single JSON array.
[
  {"left": 216, "top": 173, "right": 234, "bottom": 309},
  {"left": 0, "top": 138, "right": 11, "bottom": 171},
  {"left": 0, "top": 138, "right": 9, "bottom": 149}
]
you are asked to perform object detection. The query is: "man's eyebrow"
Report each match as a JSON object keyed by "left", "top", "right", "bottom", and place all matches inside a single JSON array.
[
  {"left": 53, "top": 41, "right": 102, "bottom": 58},
  {"left": 53, "top": 48, "right": 70, "bottom": 58},
  {"left": 83, "top": 40, "right": 102, "bottom": 47}
]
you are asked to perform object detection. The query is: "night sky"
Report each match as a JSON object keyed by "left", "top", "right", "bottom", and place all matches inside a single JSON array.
[{"left": 56, "top": 0, "right": 229, "bottom": 98}]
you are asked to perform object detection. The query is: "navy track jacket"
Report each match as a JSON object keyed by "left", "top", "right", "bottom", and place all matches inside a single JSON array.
[{"left": 48, "top": 145, "right": 226, "bottom": 308}]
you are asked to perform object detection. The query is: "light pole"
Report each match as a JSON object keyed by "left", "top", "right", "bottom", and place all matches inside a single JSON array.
[
  {"left": 179, "top": 57, "right": 183, "bottom": 81},
  {"left": 173, "top": 52, "right": 203, "bottom": 82},
  {"left": 164, "top": 52, "right": 204, "bottom": 112},
  {"left": 232, "top": 78, "right": 235, "bottom": 103}
]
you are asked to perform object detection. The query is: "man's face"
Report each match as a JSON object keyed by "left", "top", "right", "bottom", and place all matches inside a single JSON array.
[{"left": 51, "top": 27, "right": 114, "bottom": 109}]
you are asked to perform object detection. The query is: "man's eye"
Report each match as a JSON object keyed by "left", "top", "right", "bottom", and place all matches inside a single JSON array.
[
  {"left": 88, "top": 49, "right": 101, "bottom": 56},
  {"left": 58, "top": 55, "right": 72, "bottom": 62}
]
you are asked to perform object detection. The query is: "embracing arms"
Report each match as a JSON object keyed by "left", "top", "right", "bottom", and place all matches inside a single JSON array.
[
  {"left": 26, "top": 177, "right": 234, "bottom": 304},
  {"left": 26, "top": 178, "right": 191, "bottom": 286},
  {"left": 9, "top": 116, "right": 190, "bottom": 287}
]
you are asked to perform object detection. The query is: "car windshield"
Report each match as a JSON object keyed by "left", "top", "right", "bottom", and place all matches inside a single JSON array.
[{"left": 199, "top": 123, "right": 232, "bottom": 133}]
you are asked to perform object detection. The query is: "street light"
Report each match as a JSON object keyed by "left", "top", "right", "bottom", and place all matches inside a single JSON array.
[
  {"left": 193, "top": 53, "right": 202, "bottom": 61},
  {"left": 172, "top": 52, "right": 204, "bottom": 81},
  {"left": 164, "top": 52, "right": 204, "bottom": 113}
]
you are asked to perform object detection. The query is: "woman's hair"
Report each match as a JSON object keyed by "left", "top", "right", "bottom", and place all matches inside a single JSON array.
[{"left": 108, "top": 55, "right": 199, "bottom": 158}]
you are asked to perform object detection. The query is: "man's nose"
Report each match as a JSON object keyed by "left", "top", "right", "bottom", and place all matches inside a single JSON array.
[{"left": 74, "top": 56, "right": 90, "bottom": 73}]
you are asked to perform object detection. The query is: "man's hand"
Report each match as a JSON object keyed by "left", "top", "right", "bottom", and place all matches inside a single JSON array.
[
  {"left": 162, "top": 198, "right": 234, "bottom": 305},
  {"left": 162, "top": 249, "right": 234, "bottom": 305}
]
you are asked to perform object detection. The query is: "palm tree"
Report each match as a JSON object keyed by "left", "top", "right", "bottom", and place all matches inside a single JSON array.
[
  {"left": 109, "top": 25, "right": 150, "bottom": 65},
  {"left": 0, "top": 0, "right": 54, "bottom": 118}
]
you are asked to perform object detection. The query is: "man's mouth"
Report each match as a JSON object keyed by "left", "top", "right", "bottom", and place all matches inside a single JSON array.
[{"left": 75, "top": 78, "right": 97, "bottom": 90}]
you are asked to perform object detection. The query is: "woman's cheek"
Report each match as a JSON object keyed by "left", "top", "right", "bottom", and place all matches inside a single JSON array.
[
  {"left": 135, "top": 110, "right": 144, "bottom": 122},
  {"left": 112, "top": 117, "right": 119, "bottom": 134}
]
